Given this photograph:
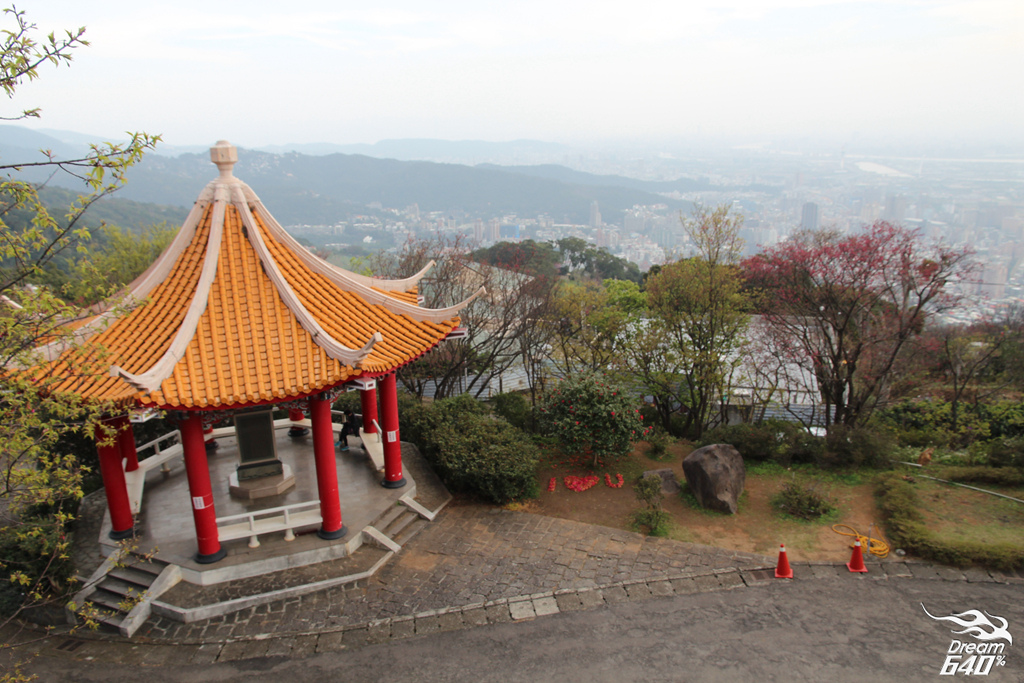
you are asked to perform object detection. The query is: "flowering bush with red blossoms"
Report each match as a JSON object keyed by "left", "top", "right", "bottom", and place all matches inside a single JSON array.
[
  {"left": 563, "top": 475, "right": 600, "bottom": 492},
  {"left": 540, "top": 372, "right": 648, "bottom": 468}
]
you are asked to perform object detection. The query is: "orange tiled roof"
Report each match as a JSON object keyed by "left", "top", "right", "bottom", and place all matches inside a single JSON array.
[{"left": 43, "top": 141, "right": 481, "bottom": 410}]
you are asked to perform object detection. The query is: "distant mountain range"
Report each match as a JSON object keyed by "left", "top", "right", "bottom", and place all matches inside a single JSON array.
[{"left": 0, "top": 126, "right": 786, "bottom": 226}]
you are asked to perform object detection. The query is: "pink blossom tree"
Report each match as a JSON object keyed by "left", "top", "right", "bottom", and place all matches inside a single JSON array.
[{"left": 742, "top": 222, "right": 974, "bottom": 427}]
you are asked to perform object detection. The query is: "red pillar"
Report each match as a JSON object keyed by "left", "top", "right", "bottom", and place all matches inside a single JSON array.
[
  {"left": 309, "top": 393, "right": 346, "bottom": 539},
  {"left": 116, "top": 416, "right": 139, "bottom": 472},
  {"left": 179, "top": 413, "right": 226, "bottom": 564},
  {"left": 95, "top": 420, "right": 134, "bottom": 540},
  {"left": 359, "top": 385, "right": 379, "bottom": 435},
  {"left": 378, "top": 373, "right": 407, "bottom": 488}
]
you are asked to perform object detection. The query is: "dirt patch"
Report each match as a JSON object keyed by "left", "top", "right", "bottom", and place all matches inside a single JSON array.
[{"left": 528, "top": 441, "right": 886, "bottom": 564}]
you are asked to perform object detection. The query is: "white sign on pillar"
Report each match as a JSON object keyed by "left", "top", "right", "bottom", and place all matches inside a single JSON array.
[
  {"left": 192, "top": 495, "right": 207, "bottom": 510},
  {"left": 387, "top": 430, "right": 397, "bottom": 443}
]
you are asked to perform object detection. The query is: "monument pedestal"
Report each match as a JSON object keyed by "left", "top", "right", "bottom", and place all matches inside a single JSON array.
[{"left": 229, "top": 464, "right": 296, "bottom": 501}]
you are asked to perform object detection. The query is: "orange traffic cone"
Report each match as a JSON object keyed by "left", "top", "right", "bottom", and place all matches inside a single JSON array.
[
  {"left": 846, "top": 539, "right": 868, "bottom": 573},
  {"left": 775, "top": 543, "right": 793, "bottom": 579}
]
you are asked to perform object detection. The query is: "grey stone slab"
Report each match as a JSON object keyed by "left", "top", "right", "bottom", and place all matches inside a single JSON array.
[
  {"left": 485, "top": 604, "right": 512, "bottom": 624},
  {"left": 602, "top": 585, "right": 629, "bottom": 603},
  {"left": 579, "top": 590, "right": 606, "bottom": 609},
  {"left": 809, "top": 564, "right": 841, "bottom": 580},
  {"left": 189, "top": 643, "right": 222, "bottom": 665},
  {"left": 692, "top": 574, "right": 722, "bottom": 593},
  {"left": 437, "top": 612, "right": 465, "bottom": 632},
  {"left": 648, "top": 581, "right": 674, "bottom": 597},
  {"left": 962, "top": 568, "right": 995, "bottom": 583},
  {"left": 366, "top": 622, "right": 392, "bottom": 644},
  {"left": 555, "top": 593, "right": 584, "bottom": 612},
  {"left": 216, "top": 641, "right": 252, "bottom": 663},
  {"left": 624, "top": 583, "right": 653, "bottom": 600},
  {"left": 935, "top": 566, "right": 965, "bottom": 581},
  {"left": 290, "top": 634, "right": 319, "bottom": 658},
  {"left": 509, "top": 600, "right": 536, "bottom": 620},
  {"left": 718, "top": 572, "right": 744, "bottom": 590},
  {"left": 390, "top": 619, "right": 415, "bottom": 639},
  {"left": 533, "top": 596, "right": 559, "bottom": 617},
  {"left": 316, "top": 631, "right": 346, "bottom": 653},
  {"left": 907, "top": 564, "right": 942, "bottom": 580},
  {"left": 462, "top": 607, "right": 489, "bottom": 626},
  {"left": 342, "top": 628, "right": 370, "bottom": 648},
  {"left": 265, "top": 637, "right": 295, "bottom": 658},
  {"left": 415, "top": 615, "right": 441, "bottom": 634},
  {"left": 670, "top": 577, "right": 698, "bottom": 594}
]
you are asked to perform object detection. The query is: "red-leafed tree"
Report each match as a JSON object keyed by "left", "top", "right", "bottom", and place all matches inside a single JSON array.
[{"left": 742, "top": 222, "right": 974, "bottom": 427}]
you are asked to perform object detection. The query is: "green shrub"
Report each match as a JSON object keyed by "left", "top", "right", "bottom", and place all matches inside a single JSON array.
[
  {"left": 492, "top": 392, "right": 534, "bottom": 433},
  {"left": 632, "top": 473, "right": 669, "bottom": 535},
  {"left": 540, "top": 372, "right": 646, "bottom": 468},
  {"left": 645, "top": 430, "right": 675, "bottom": 460},
  {"left": 632, "top": 509, "right": 671, "bottom": 536},
  {"left": 984, "top": 437, "right": 1024, "bottom": 469},
  {"left": 400, "top": 394, "right": 538, "bottom": 505},
  {"left": 875, "top": 473, "right": 1024, "bottom": 569},
  {"left": 820, "top": 425, "right": 894, "bottom": 469},
  {"left": 699, "top": 420, "right": 823, "bottom": 466},
  {"left": 772, "top": 481, "right": 836, "bottom": 521},
  {"left": 427, "top": 416, "right": 539, "bottom": 504},
  {"left": 0, "top": 517, "right": 77, "bottom": 617}
]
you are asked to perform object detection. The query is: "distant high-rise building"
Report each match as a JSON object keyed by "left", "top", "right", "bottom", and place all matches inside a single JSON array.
[
  {"left": 800, "top": 202, "right": 820, "bottom": 231},
  {"left": 884, "top": 194, "right": 907, "bottom": 223},
  {"left": 474, "top": 219, "right": 484, "bottom": 243},
  {"left": 590, "top": 201, "right": 602, "bottom": 228}
]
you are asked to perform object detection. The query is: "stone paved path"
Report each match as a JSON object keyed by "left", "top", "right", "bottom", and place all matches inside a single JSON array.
[{"left": 134, "top": 504, "right": 772, "bottom": 643}]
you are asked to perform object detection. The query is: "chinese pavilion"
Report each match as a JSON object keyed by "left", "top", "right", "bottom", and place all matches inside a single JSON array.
[{"left": 45, "top": 141, "right": 478, "bottom": 566}]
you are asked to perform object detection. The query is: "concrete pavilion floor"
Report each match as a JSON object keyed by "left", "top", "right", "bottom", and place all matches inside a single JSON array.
[{"left": 98, "top": 428, "right": 414, "bottom": 586}]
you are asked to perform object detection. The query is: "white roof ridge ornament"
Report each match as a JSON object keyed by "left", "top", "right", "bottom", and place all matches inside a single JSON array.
[{"left": 210, "top": 140, "right": 237, "bottom": 181}]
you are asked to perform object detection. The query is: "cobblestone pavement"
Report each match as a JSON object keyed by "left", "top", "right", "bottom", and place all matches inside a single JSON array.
[
  {"left": 133, "top": 504, "right": 772, "bottom": 642},
  {"left": 12, "top": 556, "right": 1023, "bottom": 671}
]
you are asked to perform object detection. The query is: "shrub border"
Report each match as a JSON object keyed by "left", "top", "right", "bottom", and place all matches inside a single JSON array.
[{"left": 875, "top": 472, "right": 1024, "bottom": 570}]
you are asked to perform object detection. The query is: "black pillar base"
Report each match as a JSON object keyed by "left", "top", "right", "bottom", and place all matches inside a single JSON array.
[
  {"left": 288, "top": 427, "right": 309, "bottom": 438},
  {"left": 318, "top": 525, "right": 348, "bottom": 541},
  {"left": 381, "top": 477, "right": 407, "bottom": 489},
  {"left": 108, "top": 526, "right": 135, "bottom": 541},
  {"left": 205, "top": 440, "right": 219, "bottom": 452},
  {"left": 195, "top": 547, "right": 227, "bottom": 564}
]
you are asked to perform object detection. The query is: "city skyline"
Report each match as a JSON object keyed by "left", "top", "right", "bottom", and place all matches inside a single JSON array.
[{"left": 14, "top": 1, "right": 1024, "bottom": 150}]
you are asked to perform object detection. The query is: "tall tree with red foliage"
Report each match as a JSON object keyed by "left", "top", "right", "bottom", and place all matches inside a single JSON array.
[{"left": 742, "top": 222, "right": 974, "bottom": 427}]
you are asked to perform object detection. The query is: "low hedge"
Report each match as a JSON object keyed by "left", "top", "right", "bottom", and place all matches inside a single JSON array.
[
  {"left": 875, "top": 473, "right": 1024, "bottom": 569},
  {"left": 936, "top": 466, "right": 1024, "bottom": 487},
  {"left": 402, "top": 394, "right": 538, "bottom": 505}
]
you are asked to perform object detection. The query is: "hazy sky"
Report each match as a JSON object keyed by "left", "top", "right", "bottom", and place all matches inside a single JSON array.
[{"left": 14, "top": 1, "right": 1024, "bottom": 149}]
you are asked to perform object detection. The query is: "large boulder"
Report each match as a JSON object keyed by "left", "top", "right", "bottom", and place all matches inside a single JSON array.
[{"left": 682, "top": 444, "right": 745, "bottom": 514}]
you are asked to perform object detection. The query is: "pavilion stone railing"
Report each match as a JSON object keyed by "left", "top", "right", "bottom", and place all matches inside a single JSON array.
[
  {"left": 215, "top": 500, "right": 323, "bottom": 549},
  {"left": 123, "top": 417, "right": 353, "bottom": 516},
  {"left": 124, "top": 430, "right": 183, "bottom": 515}
]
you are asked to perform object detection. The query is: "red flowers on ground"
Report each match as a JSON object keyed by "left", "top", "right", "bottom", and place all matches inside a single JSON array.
[
  {"left": 548, "top": 477, "right": 557, "bottom": 492},
  {"left": 605, "top": 473, "right": 625, "bottom": 488},
  {"left": 563, "top": 475, "right": 599, "bottom": 492}
]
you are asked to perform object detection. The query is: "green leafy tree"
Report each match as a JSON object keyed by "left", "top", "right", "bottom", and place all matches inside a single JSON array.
[
  {"left": 540, "top": 372, "right": 647, "bottom": 468},
  {"left": 0, "top": 7, "right": 158, "bottom": 673},
  {"left": 546, "top": 279, "right": 641, "bottom": 378},
  {"left": 636, "top": 204, "right": 751, "bottom": 437}
]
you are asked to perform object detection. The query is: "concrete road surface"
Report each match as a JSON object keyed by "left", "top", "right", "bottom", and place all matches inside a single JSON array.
[{"left": 22, "top": 577, "right": 1024, "bottom": 683}]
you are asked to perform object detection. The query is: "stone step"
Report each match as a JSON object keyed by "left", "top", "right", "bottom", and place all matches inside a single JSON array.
[
  {"left": 81, "top": 603, "right": 125, "bottom": 632},
  {"left": 384, "top": 510, "right": 419, "bottom": 539},
  {"left": 87, "top": 588, "right": 131, "bottom": 613},
  {"left": 371, "top": 503, "right": 407, "bottom": 531},
  {"left": 108, "top": 565, "right": 161, "bottom": 589},
  {"left": 96, "top": 576, "right": 146, "bottom": 599},
  {"left": 393, "top": 518, "right": 429, "bottom": 546}
]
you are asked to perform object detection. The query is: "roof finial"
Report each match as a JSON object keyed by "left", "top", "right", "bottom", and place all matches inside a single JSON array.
[{"left": 210, "top": 140, "right": 237, "bottom": 180}]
